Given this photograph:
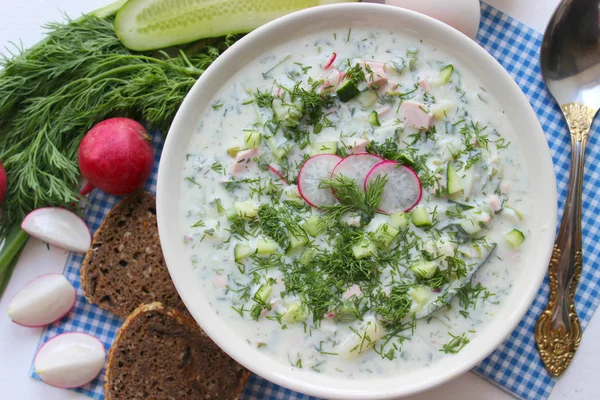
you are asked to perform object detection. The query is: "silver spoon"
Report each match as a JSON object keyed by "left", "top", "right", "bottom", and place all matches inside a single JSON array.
[{"left": 535, "top": 0, "right": 600, "bottom": 377}]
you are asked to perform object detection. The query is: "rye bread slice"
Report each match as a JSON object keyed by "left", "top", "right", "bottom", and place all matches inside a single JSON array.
[
  {"left": 81, "top": 191, "right": 187, "bottom": 318},
  {"left": 105, "top": 302, "right": 250, "bottom": 399}
]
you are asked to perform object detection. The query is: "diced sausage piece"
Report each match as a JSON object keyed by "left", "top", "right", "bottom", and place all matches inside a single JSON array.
[
  {"left": 419, "top": 78, "right": 431, "bottom": 92},
  {"left": 488, "top": 194, "right": 502, "bottom": 212},
  {"left": 347, "top": 138, "right": 369, "bottom": 154},
  {"left": 359, "top": 61, "right": 388, "bottom": 87},
  {"left": 230, "top": 148, "right": 260, "bottom": 175},
  {"left": 342, "top": 284, "right": 363, "bottom": 300},
  {"left": 400, "top": 100, "right": 433, "bottom": 129},
  {"left": 212, "top": 274, "right": 229, "bottom": 288}
]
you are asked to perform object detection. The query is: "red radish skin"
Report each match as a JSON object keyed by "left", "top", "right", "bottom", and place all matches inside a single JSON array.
[
  {"left": 364, "top": 160, "right": 422, "bottom": 213},
  {"left": 324, "top": 52, "right": 337, "bottom": 69},
  {"left": 297, "top": 154, "right": 342, "bottom": 208},
  {"left": 268, "top": 164, "right": 288, "bottom": 184},
  {"left": 78, "top": 118, "right": 154, "bottom": 196},
  {"left": 9, "top": 273, "right": 76, "bottom": 328},
  {"left": 34, "top": 332, "right": 105, "bottom": 388},
  {"left": 0, "top": 161, "right": 6, "bottom": 204}
]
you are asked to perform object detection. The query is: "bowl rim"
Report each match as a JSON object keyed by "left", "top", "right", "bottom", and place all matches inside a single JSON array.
[{"left": 157, "top": 3, "right": 557, "bottom": 399}]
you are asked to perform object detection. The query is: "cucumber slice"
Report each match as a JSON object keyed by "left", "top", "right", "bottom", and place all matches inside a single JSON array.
[
  {"left": 234, "top": 200, "right": 259, "bottom": 219},
  {"left": 234, "top": 243, "right": 254, "bottom": 261},
  {"left": 115, "top": 0, "right": 355, "bottom": 51},
  {"left": 504, "top": 229, "right": 525, "bottom": 249},
  {"left": 257, "top": 238, "right": 277, "bottom": 255},
  {"left": 367, "top": 110, "right": 381, "bottom": 127},
  {"left": 356, "top": 91, "right": 379, "bottom": 108},
  {"left": 254, "top": 283, "right": 273, "bottom": 303},
  {"left": 287, "top": 231, "right": 308, "bottom": 254},
  {"left": 389, "top": 212, "right": 409, "bottom": 228},
  {"left": 458, "top": 218, "right": 481, "bottom": 236},
  {"left": 336, "top": 80, "right": 360, "bottom": 102},
  {"left": 309, "top": 141, "right": 338, "bottom": 156},
  {"left": 352, "top": 238, "right": 376, "bottom": 259},
  {"left": 410, "top": 206, "right": 431, "bottom": 227},
  {"left": 227, "top": 145, "right": 241, "bottom": 157},
  {"left": 374, "top": 223, "right": 400, "bottom": 249},
  {"left": 300, "top": 248, "right": 315, "bottom": 266},
  {"left": 447, "top": 162, "right": 463, "bottom": 195},
  {"left": 410, "top": 261, "right": 438, "bottom": 279},
  {"left": 302, "top": 216, "right": 325, "bottom": 237},
  {"left": 282, "top": 302, "right": 308, "bottom": 323},
  {"left": 244, "top": 130, "right": 262, "bottom": 149},
  {"left": 439, "top": 64, "right": 454, "bottom": 84},
  {"left": 338, "top": 318, "right": 384, "bottom": 358},
  {"left": 505, "top": 205, "right": 524, "bottom": 220},
  {"left": 334, "top": 303, "right": 359, "bottom": 322},
  {"left": 410, "top": 285, "right": 431, "bottom": 305}
]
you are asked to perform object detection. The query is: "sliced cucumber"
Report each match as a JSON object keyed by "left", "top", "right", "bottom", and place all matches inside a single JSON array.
[
  {"left": 447, "top": 162, "right": 463, "bottom": 195},
  {"left": 389, "top": 212, "right": 409, "bottom": 228},
  {"left": 300, "top": 248, "right": 315, "bottom": 266},
  {"left": 282, "top": 302, "right": 308, "bottom": 323},
  {"left": 334, "top": 303, "right": 359, "bottom": 322},
  {"left": 410, "top": 285, "right": 431, "bottom": 305},
  {"left": 234, "top": 200, "right": 259, "bottom": 219},
  {"left": 287, "top": 231, "right": 308, "bottom": 254},
  {"left": 244, "top": 130, "right": 262, "bottom": 149},
  {"left": 374, "top": 223, "right": 400, "bottom": 249},
  {"left": 505, "top": 205, "right": 524, "bottom": 220},
  {"left": 504, "top": 229, "right": 525, "bottom": 249},
  {"left": 227, "top": 145, "right": 241, "bottom": 157},
  {"left": 356, "top": 91, "right": 379, "bottom": 108},
  {"left": 410, "top": 206, "right": 431, "bottom": 227},
  {"left": 336, "top": 80, "right": 360, "bottom": 102},
  {"left": 302, "top": 216, "right": 325, "bottom": 237},
  {"left": 234, "top": 243, "right": 254, "bottom": 262},
  {"left": 410, "top": 261, "right": 438, "bottom": 279},
  {"left": 115, "top": 0, "right": 356, "bottom": 51},
  {"left": 254, "top": 283, "right": 273, "bottom": 303},
  {"left": 309, "top": 141, "right": 338, "bottom": 156},
  {"left": 439, "top": 64, "right": 454, "bottom": 84},
  {"left": 352, "top": 238, "right": 376, "bottom": 259},
  {"left": 367, "top": 110, "right": 381, "bottom": 127},
  {"left": 273, "top": 98, "right": 302, "bottom": 127},
  {"left": 257, "top": 238, "right": 277, "bottom": 255},
  {"left": 338, "top": 318, "right": 384, "bottom": 358},
  {"left": 457, "top": 218, "right": 482, "bottom": 236}
]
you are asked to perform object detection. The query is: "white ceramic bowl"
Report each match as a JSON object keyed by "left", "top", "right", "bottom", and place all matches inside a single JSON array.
[{"left": 157, "top": 3, "right": 557, "bottom": 399}]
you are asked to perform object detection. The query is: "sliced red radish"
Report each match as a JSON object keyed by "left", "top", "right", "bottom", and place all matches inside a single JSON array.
[
  {"left": 268, "top": 164, "right": 288, "bottom": 184},
  {"left": 364, "top": 160, "right": 422, "bottom": 213},
  {"left": 35, "top": 332, "right": 105, "bottom": 388},
  {"left": 8, "top": 274, "right": 76, "bottom": 327},
  {"left": 331, "top": 153, "right": 383, "bottom": 192},
  {"left": 21, "top": 208, "right": 91, "bottom": 253},
  {"left": 298, "top": 154, "right": 342, "bottom": 207},
  {"left": 324, "top": 52, "right": 337, "bottom": 69}
]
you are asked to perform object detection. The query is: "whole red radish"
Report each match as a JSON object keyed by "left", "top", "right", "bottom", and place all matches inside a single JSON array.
[
  {"left": 0, "top": 162, "right": 6, "bottom": 204},
  {"left": 78, "top": 118, "right": 154, "bottom": 196}
]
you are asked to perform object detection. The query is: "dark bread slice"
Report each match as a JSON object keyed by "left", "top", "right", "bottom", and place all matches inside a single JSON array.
[
  {"left": 105, "top": 302, "right": 250, "bottom": 399},
  {"left": 81, "top": 191, "right": 187, "bottom": 318}
]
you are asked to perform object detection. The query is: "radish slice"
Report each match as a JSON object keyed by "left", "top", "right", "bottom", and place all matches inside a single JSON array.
[
  {"left": 324, "top": 52, "right": 337, "bottom": 69},
  {"left": 365, "top": 160, "right": 422, "bottom": 213},
  {"left": 8, "top": 274, "right": 76, "bottom": 327},
  {"left": 331, "top": 153, "right": 383, "bottom": 191},
  {"left": 268, "top": 164, "right": 288, "bottom": 184},
  {"left": 21, "top": 208, "right": 91, "bottom": 253},
  {"left": 35, "top": 332, "right": 105, "bottom": 388},
  {"left": 298, "top": 154, "right": 342, "bottom": 207}
]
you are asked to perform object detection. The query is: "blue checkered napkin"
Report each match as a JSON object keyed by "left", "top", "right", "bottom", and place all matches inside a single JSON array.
[{"left": 30, "top": 3, "right": 600, "bottom": 400}]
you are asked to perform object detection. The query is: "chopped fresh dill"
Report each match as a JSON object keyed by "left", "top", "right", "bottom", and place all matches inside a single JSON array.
[
  {"left": 440, "top": 332, "right": 470, "bottom": 354},
  {"left": 185, "top": 177, "right": 202, "bottom": 187}
]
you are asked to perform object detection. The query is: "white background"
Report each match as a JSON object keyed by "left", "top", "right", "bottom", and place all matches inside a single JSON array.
[{"left": 1, "top": 1, "right": 599, "bottom": 399}]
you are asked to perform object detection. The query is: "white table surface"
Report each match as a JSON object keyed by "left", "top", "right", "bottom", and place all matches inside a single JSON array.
[{"left": 1, "top": 1, "right": 599, "bottom": 399}]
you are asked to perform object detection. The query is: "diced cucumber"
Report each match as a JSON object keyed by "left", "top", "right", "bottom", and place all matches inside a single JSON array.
[
  {"left": 234, "top": 243, "right": 254, "bottom": 262},
  {"left": 282, "top": 302, "right": 308, "bottom": 324},
  {"left": 431, "top": 101, "right": 454, "bottom": 120},
  {"left": 115, "top": 0, "right": 356, "bottom": 51},
  {"left": 504, "top": 229, "right": 525, "bottom": 249},
  {"left": 458, "top": 218, "right": 482, "bottom": 236},
  {"left": 367, "top": 110, "right": 381, "bottom": 126},
  {"left": 243, "top": 130, "right": 262, "bottom": 149},
  {"left": 389, "top": 212, "right": 409, "bottom": 228},
  {"left": 352, "top": 238, "right": 377, "bottom": 259},
  {"left": 410, "top": 261, "right": 438, "bottom": 279},
  {"left": 227, "top": 145, "right": 241, "bottom": 157},
  {"left": 254, "top": 283, "right": 272, "bottom": 303},
  {"left": 287, "top": 231, "right": 308, "bottom": 254},
  {"left": 334, "top": 303, "right": 359, "bottom": 323},
  {"left": 234, "top": 200, "right": 258, "bottom": 219},
  {"left": 336, "top": 80, "right": 360, "bottom": 102},
  {"left": 257, "top": 238, "right": 277, "bottom": 255},
  {"left": 505, "top": 206, "right": 524, "bottom": 220},
  {"left": 300, "top": 248, "right": 315, "bottom": 266},
  {"left": 339, "top": 318, "right": 384, "bottom": 358},
  {"left": 302, "top": 216, "right": 325, "bottom": 237},
  {"left": 439, "top": 64, "right": 454, "bottom": 84},
  {"left": 447, "top": 162, "right": 463, "bottom": 195},
  {"left": 410, "top": 206, "right": 432, "bottom": 227},
  {"left": 356, "top": 91, "right": 379, "bottom": 108},
  {"left": 410, "top": 285, "right": 431, "bottom": 305},
  {"left": 309, "top": 141, "right": 338, "bottom": 155},
  {"left": 273, "top": 98, "right": 302, "bottom": 127},
  {"left": 374, "top": 223, "right": 400, "bottom": 248}
]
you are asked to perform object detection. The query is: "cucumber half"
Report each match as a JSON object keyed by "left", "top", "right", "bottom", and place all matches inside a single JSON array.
[{"left": 115, "top": 0, "right": 356, "bottom": 51}]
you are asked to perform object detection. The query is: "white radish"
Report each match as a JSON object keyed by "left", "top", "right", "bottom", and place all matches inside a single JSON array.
[
  {"left": 331, "top": 153, "right": 383, "bottom": 192},
  {"left": 21, "top": 208, "right": 91, "bottom": 253},
  {"left": 8, "top": 274, "right": 76, "bottom": 327},
  {"left": 297, "top": 154, "right": 342, "bottom": 208},
  {"left": 35, "top": 332, "right": 105, "bottom": 388},
  {"left": 364, "top": 160, "right": 422, "bottom": 213}
]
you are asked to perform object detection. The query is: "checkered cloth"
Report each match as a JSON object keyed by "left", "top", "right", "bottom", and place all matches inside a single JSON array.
[{"left": 30, "top": 2, "right": 600, "bottom": 399}]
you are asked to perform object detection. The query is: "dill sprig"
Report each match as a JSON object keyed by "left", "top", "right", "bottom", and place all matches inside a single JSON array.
[
  {"left": 0, "top": 14, "right": 237, "bottom": 238},
  {"left": 319, "top": 173, "right": 386, "bottom": 218},
  {"left": 440, "top": 332, "right": 470, "bottom": 354}
]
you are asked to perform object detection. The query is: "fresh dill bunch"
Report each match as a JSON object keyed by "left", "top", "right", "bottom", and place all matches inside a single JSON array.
[
  {"left": 257, "top": 204, "right": 290, "bottom": 249},
  {"left": 374, "top": 285, "right": 413, "bottom": 328},
  {"left": 0, "top": 14, "right": 237, "bottom": 238}
]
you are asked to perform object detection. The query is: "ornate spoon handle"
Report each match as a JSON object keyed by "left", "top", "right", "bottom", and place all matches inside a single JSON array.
[{"left": 535, "top": 102, "right": 596, "bottom": 377}]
